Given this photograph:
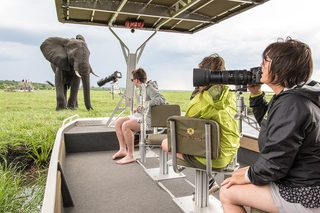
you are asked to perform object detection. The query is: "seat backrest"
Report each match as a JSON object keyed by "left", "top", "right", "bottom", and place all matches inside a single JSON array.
[
  {"left": 167, "top": 116, "right": 220, "bottom": 160},
  {"left": 150, "top": 104, "right": 181, "bottom": 128}
]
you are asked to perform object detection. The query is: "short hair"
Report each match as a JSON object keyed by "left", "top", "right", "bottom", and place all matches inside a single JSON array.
[
  {"left": 198, "top": 53, "right": 225, "bottom": 71},
  {"left": 132, "top": 68, "right": 147, "bottom": 83},
  {"left": 263, "top": 38, "right": 313, "bottom": 88}
]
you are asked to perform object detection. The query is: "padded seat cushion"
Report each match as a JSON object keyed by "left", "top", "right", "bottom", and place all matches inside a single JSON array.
[
  {"left": 151, "top": 105, "right": 181, "bottom": 127},
  {"left": 147, "top": 134, "right": 167, "bottom": 145}
]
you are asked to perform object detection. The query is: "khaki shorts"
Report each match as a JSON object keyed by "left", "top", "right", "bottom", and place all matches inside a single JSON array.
[{"left": 270, "top": 182, "right": 320, "bottom": 213}]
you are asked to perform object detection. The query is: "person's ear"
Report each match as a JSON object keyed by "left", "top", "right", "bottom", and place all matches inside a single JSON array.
[{"left": 40, "top": 37, "right": 70, "bottom": 70}]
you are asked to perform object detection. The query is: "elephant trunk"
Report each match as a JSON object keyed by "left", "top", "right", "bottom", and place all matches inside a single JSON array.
[{"left": 81, "top": 75, "right": 92, "bottom": 110}]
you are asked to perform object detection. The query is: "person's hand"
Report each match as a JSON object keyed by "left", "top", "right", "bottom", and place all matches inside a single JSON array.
[
  {"left": 247, "top": 84, "right": 262, "bottom": 96},
  {"left": 133, "top": 107, "right": 140, "bottom": 113},
  {"left": 221, "top": 166, "right": 250, "bottom": 188},
  {"left": 233, "top": 166, "right": 249, "bottom": 175},
  {"left": 136, "top": 106, "right": 143, "bottom": 113}
]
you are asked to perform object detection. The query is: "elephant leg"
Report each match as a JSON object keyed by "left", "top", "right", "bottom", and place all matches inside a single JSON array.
[
  {"left": 64, "top": 85, "right": 68, "bottom": 101},
  {"left": 54, "top": 67, "right": 67, "bottom": 110},
  {"left": 67, "top": 76, "right": 80, "bottom": 109}
]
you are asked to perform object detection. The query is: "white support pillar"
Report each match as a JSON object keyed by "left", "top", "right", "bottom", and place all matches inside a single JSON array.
[{"left": 106, "top": 28, "right": 157, "bottom": 126}]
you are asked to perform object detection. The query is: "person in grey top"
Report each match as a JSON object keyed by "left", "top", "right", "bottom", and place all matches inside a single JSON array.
[{"left": 112, "top": 68, "right": 166, "bottom": 164}]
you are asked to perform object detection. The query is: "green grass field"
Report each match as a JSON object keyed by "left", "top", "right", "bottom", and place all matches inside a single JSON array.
[{"left": 0, "top": 89, "right": 272, "bottom": 212}]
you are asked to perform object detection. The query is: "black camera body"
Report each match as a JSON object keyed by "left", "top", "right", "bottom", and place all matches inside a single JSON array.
[
  {"left": 97, "top": 71, "right": 122, "bottom": 87},
  {"left": 193, "top": 67, "right": 262, "bottom": 87}
]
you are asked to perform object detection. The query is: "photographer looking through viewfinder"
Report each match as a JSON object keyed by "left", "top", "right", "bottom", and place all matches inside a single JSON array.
[{"left": 220, "top": 38, "right": 320, "bottom": 213}]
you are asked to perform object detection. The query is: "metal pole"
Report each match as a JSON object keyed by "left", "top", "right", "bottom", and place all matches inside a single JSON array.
[
  {"left": 139, "top": 83, "right": 147, "bottom": 163},
  {"left": 234, "top": 89, "right": 260, "bottom": 133},
  {"left": 107, "top": 27, "right": 157, "bottom": 126},
  {"left": 159, "top": 149, "right": 169, "bottom": 174},
  {"left": 236, "top": 91, "right": 244, "bottom": 135}
]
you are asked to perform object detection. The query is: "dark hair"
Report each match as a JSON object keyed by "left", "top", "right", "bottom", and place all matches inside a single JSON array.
[
  {"left": 132, "top": 68, "right": 147, "bottom": 83},
  {"left": 263, "top": 38, "right": 313, "bottom": 88},
  {"left": 198, "top": 53, "right": 225, "bottom": 71}
]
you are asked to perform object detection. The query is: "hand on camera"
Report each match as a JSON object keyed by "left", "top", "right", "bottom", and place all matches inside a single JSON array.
[{"left": 247, "top": 84, "right": 262, "bottom": 95}]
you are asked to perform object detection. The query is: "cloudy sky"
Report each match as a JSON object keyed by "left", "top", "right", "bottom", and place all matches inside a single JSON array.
[{"left": 0, "top": 0, "right": 319, "bottom": 91}]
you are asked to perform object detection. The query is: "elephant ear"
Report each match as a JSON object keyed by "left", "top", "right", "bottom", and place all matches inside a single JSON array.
[{"left": 40, "top": 37, "right": 71, "bottom": 71}]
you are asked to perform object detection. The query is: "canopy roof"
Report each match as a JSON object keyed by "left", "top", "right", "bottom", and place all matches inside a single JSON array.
[{"left": 55, "top": 0, "right": 269, "bottom": 34}]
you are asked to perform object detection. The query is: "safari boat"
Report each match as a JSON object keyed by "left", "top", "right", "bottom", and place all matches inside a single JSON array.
[
  {"left": 41, "top": 115, "right": 259, "bottom": 213},
  {"left": 41, "top": 1, "right": 268, "bottom": 212}
]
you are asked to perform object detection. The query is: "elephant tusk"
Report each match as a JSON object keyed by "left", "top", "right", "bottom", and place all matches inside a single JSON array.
[
  {"left": 75, "top": 71, "right": 81, "bottom": 78},
  {"left": 91, "top": 70, "right": 100, "bottom": 78}
]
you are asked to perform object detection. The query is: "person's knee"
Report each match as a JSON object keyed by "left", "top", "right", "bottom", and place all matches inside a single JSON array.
[
  {"left": 115, "top": 118, "right": 126, "bottom": 129},
  {"left": 219, "top": 185, "right": 233, "bottom": 204},
  {"left": 121, "top": 121, "right": 132, "bottom": 133},
  {"left": 115, "top": 120, "right": 122, "bottom": 129},
  {"left": 161, "top": 139, "right": 168, "bottom": 152},
  {"left": 122, "top": 120, "right": 140, "bottom": 132}
]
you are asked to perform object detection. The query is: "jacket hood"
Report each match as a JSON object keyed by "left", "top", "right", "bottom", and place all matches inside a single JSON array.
[
  {"left": 146, "top": 80, "right": 158, "bottom": 89},
  {"left": 283, "top": 81, "right": 320, "bottom": 108},
  {"left": 186, "top": 85, "right": 236, "bottom": 117}
]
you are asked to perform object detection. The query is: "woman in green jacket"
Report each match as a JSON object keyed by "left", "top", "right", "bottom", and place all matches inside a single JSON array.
[{"left": 162, "top": 54, "right": 240, "bottom": 169}]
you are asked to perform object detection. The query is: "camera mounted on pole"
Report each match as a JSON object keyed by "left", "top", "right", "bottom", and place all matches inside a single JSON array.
[{"left": 97, "top": 71, "right": 122, "bottom": 100}]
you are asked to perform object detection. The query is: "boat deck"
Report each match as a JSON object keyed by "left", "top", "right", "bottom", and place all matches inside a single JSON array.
[
  {"left": 64, "top": 150, "right": 189, "bottom": 213},
  {"left": 42, "top": 118, "right": 257, "bottom": 213}
]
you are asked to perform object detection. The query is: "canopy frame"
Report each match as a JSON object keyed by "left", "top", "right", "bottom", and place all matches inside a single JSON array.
[{"left": 55, "top": 0, "right": 269, "bottom": 34}]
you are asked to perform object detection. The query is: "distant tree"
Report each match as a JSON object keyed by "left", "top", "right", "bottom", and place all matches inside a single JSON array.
[{"left": 0, "top": 80, "right": 53, "bottom": 90}]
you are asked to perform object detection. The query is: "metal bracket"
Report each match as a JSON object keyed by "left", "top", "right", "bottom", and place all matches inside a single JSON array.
[{"left": 106, "top": 27, "right": 157, "bottom": 126}]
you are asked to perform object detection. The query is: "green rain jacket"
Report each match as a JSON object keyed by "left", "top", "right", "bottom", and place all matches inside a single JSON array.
[{"left": 185, "top": 85, "right": 240, "bottom": 168}]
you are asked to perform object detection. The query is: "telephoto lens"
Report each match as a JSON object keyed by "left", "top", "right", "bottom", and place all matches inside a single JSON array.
[
  {"left": 193, "top": 67, "right": 261, "bottom": 87},
  {"left": 97, "top": 71, "right": 122, "bottom": 87}
]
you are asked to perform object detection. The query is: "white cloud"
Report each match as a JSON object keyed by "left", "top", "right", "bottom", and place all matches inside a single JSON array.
[
  {"left": 0, "top": 42, "right": 36, "bottom": 61},
  {"left": 0, "top": 1, "right": 55, "bottom": 31},
  {"left": 0, "top": 0, "right": 320, "bottom": 90}
]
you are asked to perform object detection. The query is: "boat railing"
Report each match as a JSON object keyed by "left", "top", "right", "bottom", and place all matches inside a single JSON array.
[
  {"left": 42, "top": 117, "right": 80, "bottom": 213},
  {"left": 61, "top": 114, "right": 79, "bottom": 127}
]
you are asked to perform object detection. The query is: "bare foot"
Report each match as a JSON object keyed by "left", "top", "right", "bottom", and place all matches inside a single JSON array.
[
  {"left": 112, "top": 150, "right": 127, "bottom": 160},
  {"left": 116, "top": 155, "right": 136, "bottom": 165}
]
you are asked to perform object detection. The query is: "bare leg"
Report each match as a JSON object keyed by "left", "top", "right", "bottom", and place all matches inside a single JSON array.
[
  {"left": 112, "top": 117, "right": 130, "bottom": 160},
  {"left": 116, "top": 119, "right": 140, "bottom": 164},
  {"left": 220, "top": 183, "right": 278, "bottom": 213},
  {"left": 161, "top": 138, "right": 184, "bottom": 159},
  {"left": 161, "top": 139, "right": 169, "bottom": 152}
]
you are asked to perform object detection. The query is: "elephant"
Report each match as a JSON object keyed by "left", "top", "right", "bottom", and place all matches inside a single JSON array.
[{"left": 40, "top": 35, "right": 98, "bottom": 110}]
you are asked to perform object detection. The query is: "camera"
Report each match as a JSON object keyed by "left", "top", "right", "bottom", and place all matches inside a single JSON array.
[
  {"left": 193, "top": 67, "right": 262, "bottom": 87},
  {"left": 97, "top": 71, "right": 122, "bottom": 87}
]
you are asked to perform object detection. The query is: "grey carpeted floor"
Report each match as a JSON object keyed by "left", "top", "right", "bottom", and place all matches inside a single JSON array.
[{"left": 64, "top": 151, "right": 184, "bottom": 213}]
